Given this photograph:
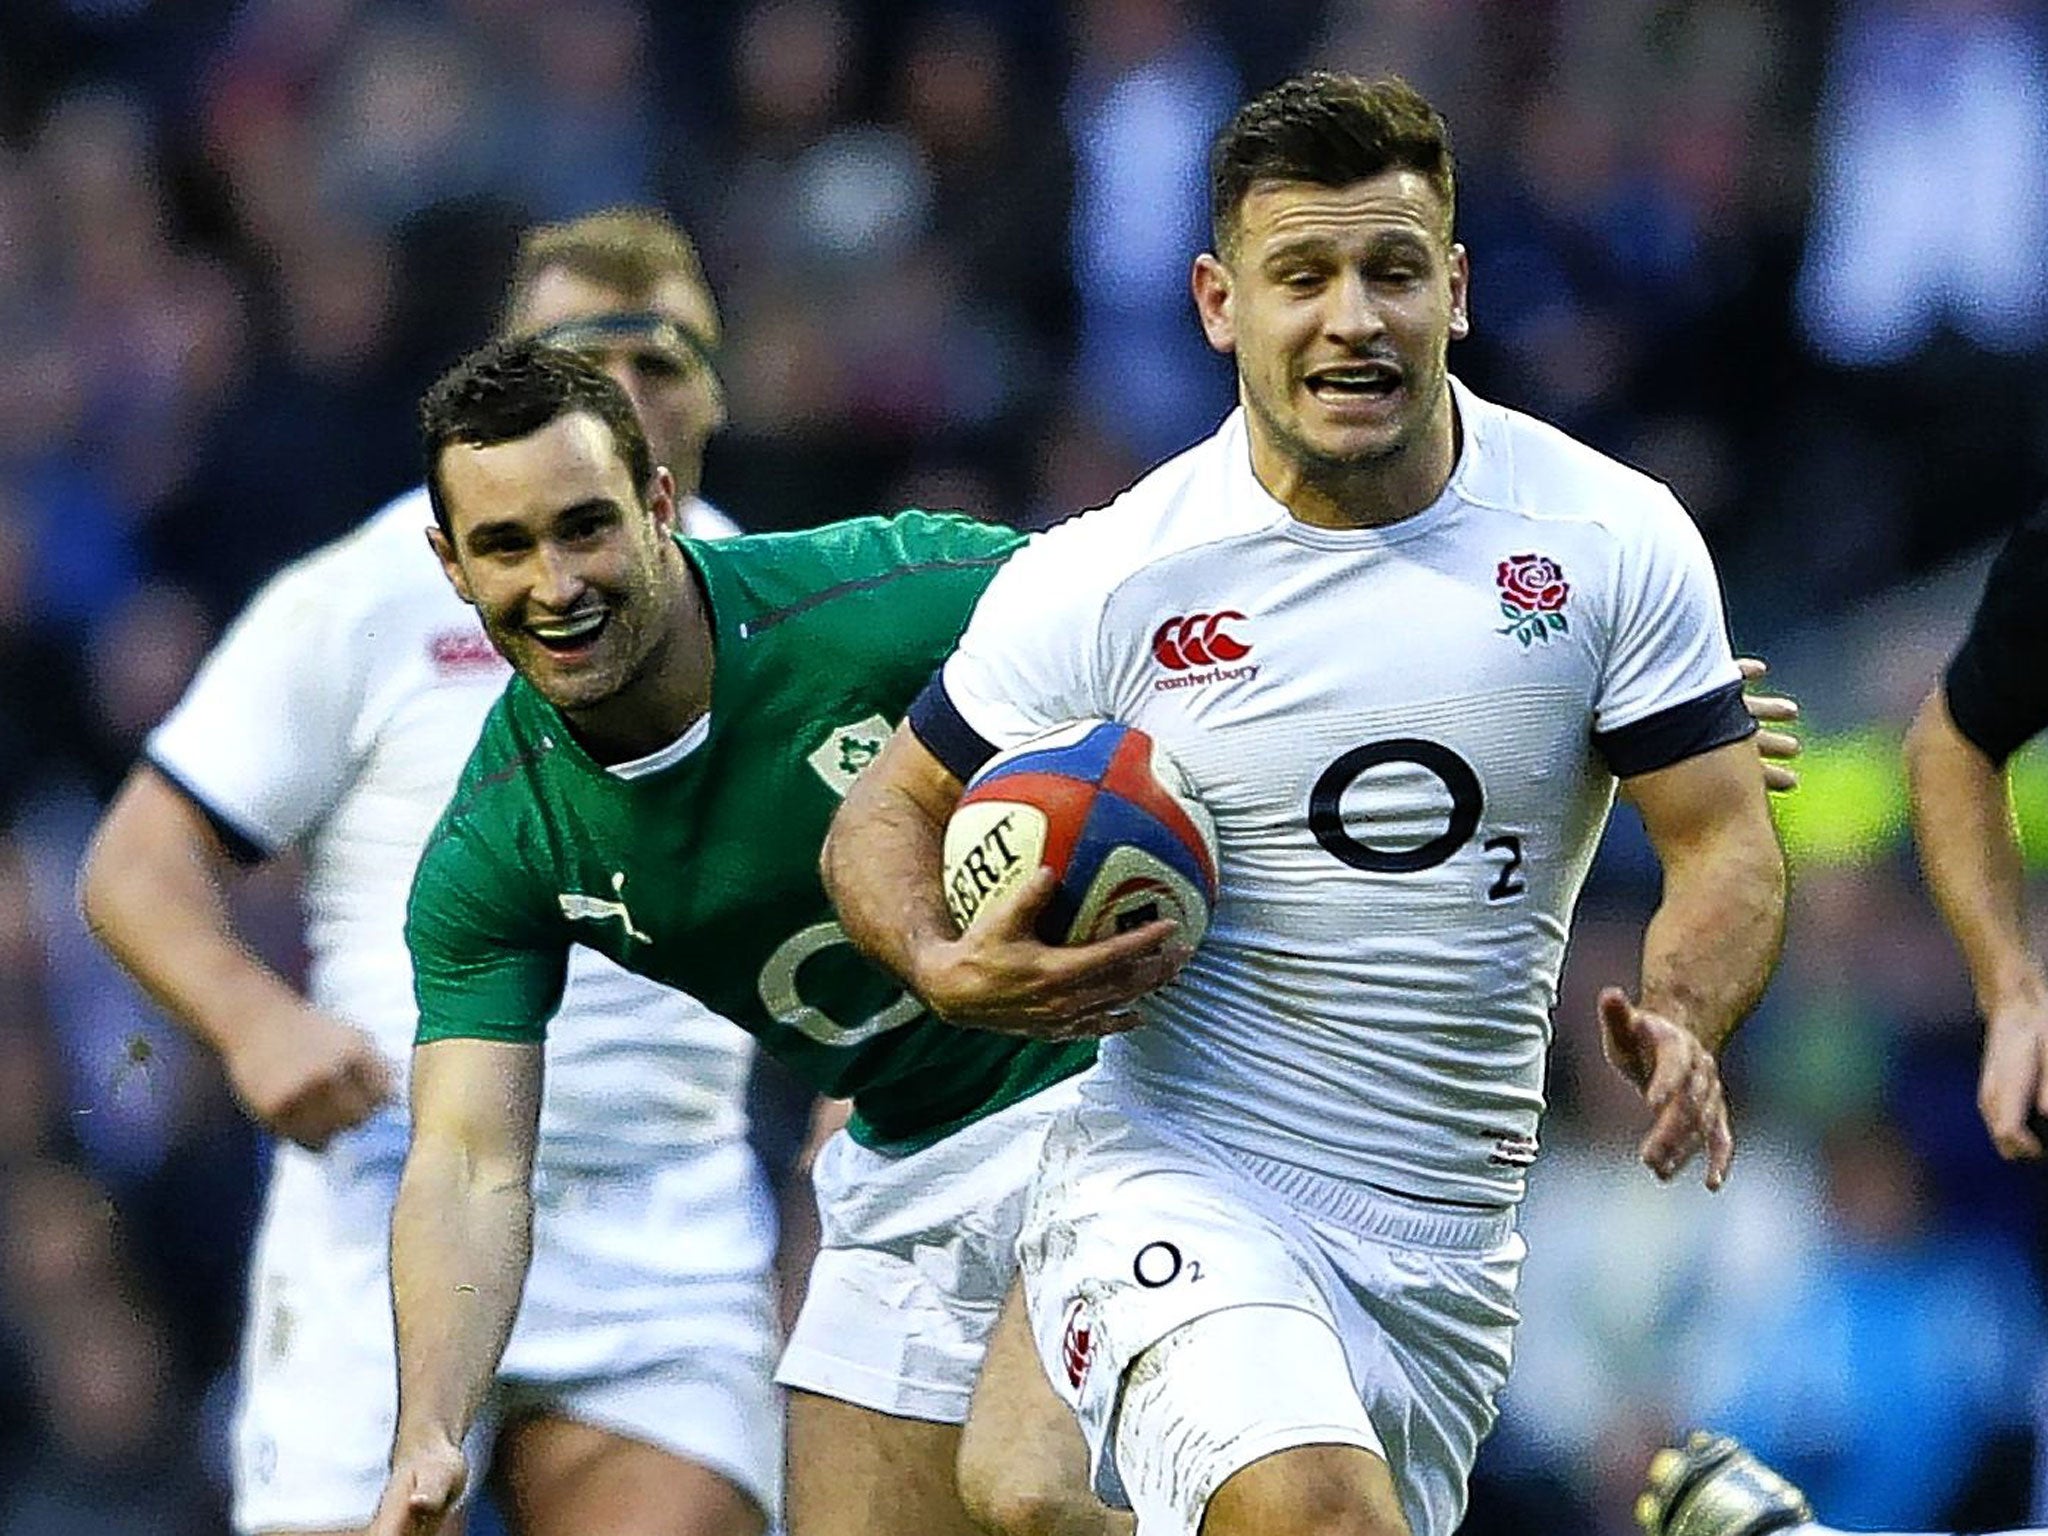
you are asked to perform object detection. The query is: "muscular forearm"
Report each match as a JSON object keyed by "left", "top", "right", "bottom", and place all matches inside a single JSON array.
[
  {"left": 820, "top": 737, "right": 961, "bottom": 988},
  {"left": 1638, "top": 827, "right": 1785, "bottom": 1054},
  {"left": 1906, "top": 693, "right": 2044, "bottom": 1015},
  {"left": 388, "top": 1141, "right": 533, "bottom": 1454},
  {"left": 80, "top": 771, "right": 302, "bottom": 1055}
]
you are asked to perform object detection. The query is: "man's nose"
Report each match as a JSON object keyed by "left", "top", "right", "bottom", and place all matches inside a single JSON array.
[
  {"left": 530, "top": 543, "right": 585, "bottom": 609},
  {"left": 1324, "top": 270, "right": 1384, "bottom": 344}
]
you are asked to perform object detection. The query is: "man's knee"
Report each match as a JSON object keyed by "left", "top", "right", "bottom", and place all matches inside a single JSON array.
[
  {"left": 1200, "top": 1445, "right": 1410, "bottom": 1536},
  {"left": 958, "top": 1441, "right": 1115, "bottom": 1536}
]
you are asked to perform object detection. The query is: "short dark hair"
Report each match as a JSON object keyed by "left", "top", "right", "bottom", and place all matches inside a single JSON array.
[
  {"left": 420, "top": 338, "right": 654, "bottom": 534},
  {"left": 1209, "top": 72, "right": 1455, "bottom": 258}
]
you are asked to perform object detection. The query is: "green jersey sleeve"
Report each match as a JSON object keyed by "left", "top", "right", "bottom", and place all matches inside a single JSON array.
[{"left": 407, "top": 787, "right": 569, "bottom": 1046}]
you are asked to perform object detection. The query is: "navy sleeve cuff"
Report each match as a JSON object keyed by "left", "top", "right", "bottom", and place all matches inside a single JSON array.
[
  {"left": 1594, "top": 679, "right": 1756, "bottom": 779},
  {"left": 905, "top": 674, "right": 998, "bottom": 783},
  {"left": 143, "top": 753, "right": 275, "bottom": 866}
]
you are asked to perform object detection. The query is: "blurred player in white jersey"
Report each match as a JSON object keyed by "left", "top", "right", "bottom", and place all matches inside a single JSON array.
[
  {"left": 823, "top": 73, "right": 1786, "bottom": 1536},
  {"left": 79, "top": 209, "right": 781, "bottom": 1536}
]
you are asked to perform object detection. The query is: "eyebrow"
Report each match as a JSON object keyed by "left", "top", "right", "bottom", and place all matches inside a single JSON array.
[
  {"left": 1261, "top": 229, "right": 1436, "bottom": 267},
  {"left": 462, "top": 498, "right": 618, "bottom": 549}
]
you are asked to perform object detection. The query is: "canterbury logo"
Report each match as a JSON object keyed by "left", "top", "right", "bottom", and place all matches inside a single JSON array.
[{"left": 1152, "top": 611, "right": 1250, "bottom": 670}]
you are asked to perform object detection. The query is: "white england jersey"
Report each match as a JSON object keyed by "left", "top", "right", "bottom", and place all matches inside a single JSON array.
[
  {"left": 148, "top": 488, "right": 757, "bottom": 1174},
  {"left": 919, "top": 380, "right": 1752, "bottom": 1207}
]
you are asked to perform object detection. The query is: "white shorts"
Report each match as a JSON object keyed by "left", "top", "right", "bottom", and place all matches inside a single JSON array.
[
  {"left": 1018, "top": 1099, "right": 1524, "bottom": 1536},
  {"left": 777, "top": 1074, "right": 1085, "bottom": 1423},
  {"left": 232, "top": 1131, "right": 782, "bottom": 1534}
]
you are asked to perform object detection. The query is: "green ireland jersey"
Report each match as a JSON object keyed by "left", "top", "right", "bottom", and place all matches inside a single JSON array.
[{"left": 406, "top": 511, "right": 1093, "bottom": 1154}]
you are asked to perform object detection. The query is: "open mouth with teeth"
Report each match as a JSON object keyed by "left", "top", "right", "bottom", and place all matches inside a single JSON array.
[
  {"left": 528, "top": 608, "right": 610, "bottom": 654},
  {"left": 1305, "top": 361, "right": 1404, "bottom": 402}
]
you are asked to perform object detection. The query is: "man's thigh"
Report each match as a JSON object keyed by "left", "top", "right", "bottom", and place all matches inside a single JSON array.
[
  {"left": 785, "top": 1390, "right": 977, "bottom": 1536},
  {"left": 777, "top": 1079, "right": 1082, "bottom": 1422},
  {"left": 958, "top": 1281, "right": 1132, "bottom": 1536},
  {"left": 1016, "top": 1104, "right": 1520, "bottom": 1536},
  {"left": 491, "top": 1413, "right": 764, "bottom": 1536},
  {"left": 494, "top": 1284, "right": 785, "bottom": 1524}
]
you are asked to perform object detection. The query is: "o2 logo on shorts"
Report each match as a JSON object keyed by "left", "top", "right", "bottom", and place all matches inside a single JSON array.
[
  {"left": 1132, "top": 1240, "right": 1202, "bottom": 1288},
  {"left": 1060, "top": 1297, "right": 1098, "bottom": 1389}
]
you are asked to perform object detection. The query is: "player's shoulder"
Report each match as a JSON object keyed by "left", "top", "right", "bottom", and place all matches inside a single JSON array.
[
  {"left": 430, "top": 683, "right": 558, "bottom": 831},
  {"left": 1459, "top": 381, "right": 1688, "bottom": 542},
  {"left": 688, "top": 509, "right": 1023, "bottom": 624},
  {"left": 248, "top": 485, "right": 449, "bottom": 618}
]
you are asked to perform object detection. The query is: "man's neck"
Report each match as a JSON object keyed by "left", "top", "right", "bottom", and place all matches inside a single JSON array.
[
  {"left": 1250, "top": 396, "right": 1461, "bottom": 532},
  {"left": 564, "top": 561, "right": 715, "bottom": 766}
]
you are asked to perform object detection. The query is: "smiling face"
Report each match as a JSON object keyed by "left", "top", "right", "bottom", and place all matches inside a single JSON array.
[
  {"left": 1194, "top": 168, "right": 1469, "bottom": 527},
  {"left": 429, "top": 410, "right": 687, "bottom": 725}
]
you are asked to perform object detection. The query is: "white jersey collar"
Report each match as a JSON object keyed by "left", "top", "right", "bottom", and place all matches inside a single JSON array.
[{"left": 606, "top": 710, "right": 712, "bottom": 779}]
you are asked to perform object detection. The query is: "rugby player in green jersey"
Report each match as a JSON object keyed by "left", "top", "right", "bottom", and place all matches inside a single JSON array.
[{"left": 367, "top": 338, "right": 1182, "bottom": 1536}]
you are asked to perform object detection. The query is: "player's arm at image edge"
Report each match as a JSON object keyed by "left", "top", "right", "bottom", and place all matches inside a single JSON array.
[{"left": 1905, "top": 686, "right": 2042, "bottom": 1014}]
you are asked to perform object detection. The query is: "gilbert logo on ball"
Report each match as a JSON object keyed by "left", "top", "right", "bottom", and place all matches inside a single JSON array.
[{"left": 943, "top": 719, "right": 1219, "bottom": 948}]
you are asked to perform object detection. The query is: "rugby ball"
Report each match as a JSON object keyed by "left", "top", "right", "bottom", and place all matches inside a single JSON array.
[{"left": 942, "top": 719, "right": 1218, "bottom": 948}]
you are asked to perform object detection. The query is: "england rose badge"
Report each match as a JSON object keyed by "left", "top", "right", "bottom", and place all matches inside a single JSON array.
[{"left": 1495, "top": 552, "right": 1570, "bottom": 647}]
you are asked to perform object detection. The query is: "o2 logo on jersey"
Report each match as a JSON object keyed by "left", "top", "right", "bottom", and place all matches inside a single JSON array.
[
  {"left": 1152, "top": 611, "right": 1250, "bottom": 669},
  {"left": 1309, "top": 737, "right": 1525, "bottom": 901}
]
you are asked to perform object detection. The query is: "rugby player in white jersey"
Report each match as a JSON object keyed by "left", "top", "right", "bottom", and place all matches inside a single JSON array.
[
  {"left": 79, "top": 209, "right": 781, "bottom": 1536},
  {"left": 823, "top": 73, "right": 1787, "bottom": 1536}
]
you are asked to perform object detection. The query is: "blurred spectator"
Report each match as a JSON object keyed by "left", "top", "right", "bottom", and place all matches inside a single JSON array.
[
  {"left": 1682, "top": 1114, "right": 2045, "bottom": 1529},
  {"left": 1065, "top": 0, "right": 1239, "bottom": 463},
  {"left": 1796, "top": 0, "right": 2048, "bottom": 367},
  {"left": 1780, "top": 0, "right": 2048, "bottom": 584},
  {"left": 0, "top": 1293, "right": 216, "bottom": 1536}
]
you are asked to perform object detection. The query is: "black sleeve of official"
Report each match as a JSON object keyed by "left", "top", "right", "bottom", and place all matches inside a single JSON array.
[
  {"left": 905, "top": 673, "right": 999, "bottom": 783},
  {"left": 1943, "top": 505, "right": 2048, "bottom": 768},
  {"left": 1594, "top": 679, "right": 1756, "bottom": 779}
]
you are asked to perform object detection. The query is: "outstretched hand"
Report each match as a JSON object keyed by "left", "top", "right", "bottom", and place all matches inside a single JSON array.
[
  {"left": 1598, "top": 986, "right": 1734, "bottom": 1190},
  {"left": 366, "top": 1439, "right": 468, "bottom": 1536},
  {"left": 914, "top": 867, "right": 1188, "bottom": 1040}
]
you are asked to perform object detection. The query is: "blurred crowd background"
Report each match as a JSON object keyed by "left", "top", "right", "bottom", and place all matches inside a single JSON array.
[{"left": 2, "top": 0, "right": 2046, "bottom": 1532}]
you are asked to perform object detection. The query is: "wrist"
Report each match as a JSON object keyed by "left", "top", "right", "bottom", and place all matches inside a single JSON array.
[
  {"left": 1981, "top": 969, "right": 2048, "bottom": 1023},
  {"left": 391, "top": 1418, "right": 465, "bottom": 1459}
]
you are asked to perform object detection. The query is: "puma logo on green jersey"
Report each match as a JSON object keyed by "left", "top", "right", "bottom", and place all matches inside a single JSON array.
[{"left": 557, "top": 872, "right": 651, "bottom": 944}]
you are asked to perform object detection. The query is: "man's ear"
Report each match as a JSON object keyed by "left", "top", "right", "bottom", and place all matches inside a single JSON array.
[
  {"left": 427, "top": 526, "right": 474, "bottom": 605},
  {"left": 1192, "top": 253, "right": 1237, "bottom": 357},
  {"left": 645, "top": 466, "right": 678, "bottom": 535},
  {"left": 1447, "top": 243, "right": 1471, "bottom": 341}
]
